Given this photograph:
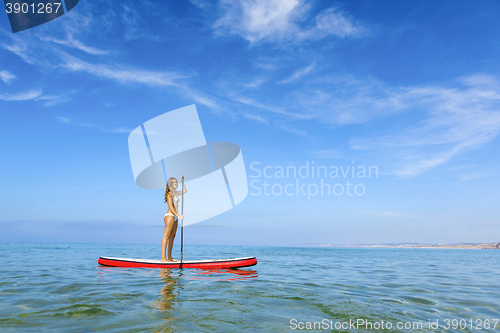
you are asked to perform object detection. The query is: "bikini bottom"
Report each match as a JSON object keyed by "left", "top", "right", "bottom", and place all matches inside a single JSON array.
[{"left": 164, "top": 213, "right": 178, "bottom": 221}]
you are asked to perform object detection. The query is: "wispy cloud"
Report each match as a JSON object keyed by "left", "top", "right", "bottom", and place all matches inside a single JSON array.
[
  {"left": 32, "top": 4, "right": 111, "bottom": 55},
  {"left": 77, "top": 123, "right": 133, "bottom": 134},
  {"left": 36, "top": 90, "right": 77, "bottom": 106},
  {"left": 243, "top": 77, "right": 267, "bottom": 89},
  {"left": 59, "top": 53, "right": 217, "bottom": 107},
  {"left": 275, "top": 123, "right": 308, "bottom": 137},
  {"left": 0, "top": 37, "right": 36, "bottom": 66},
  {"left": 1, "top": 34, "right": 218, "bottom": 109},
  {"left": 278, "top": 62, "right": 314, "bottom": 84},
  {"left": 459, "top": 171, "right": 490, "bottom": 181},
  {"left": 180, "top": 88, "right": 219, "bottom": 108},
  {"left": 242, "top": 112, "right": 269, "bottom": 124},
  {"left": 310, "top": 149, "right": 343, "bottom": 159},
  {"left": 291, "top": 75, "right": 407, "bottom": 125},
  {"left": 57, "top": 116, "right": 71, "bottom": 124},
  {"left": 349, "top": 74, "right": 500, "bottom": 177},
  {"left": 312, "top": 8, "right": 364, "bottom": 39},
  {"left": 214, "top": 0, "right": 303, "bottom": 43},
  {"left": 253, "top": 58, "right": 281, "bottom": 71},
  {"left": 0, "top": 90, "right": 42, "bottom": 101},
  {"left": 224, "top": 74, "right": 406, "bottom": 125},
  {"left": 189, "top": 0, "right": 210, "bottom": 9},
  {"left": 228, "top": 93, "right": 310, "bottom": 118},
  {"left": 60, "top": 53, "right": 186, "bottom": 86},
  {"left": 214, "top": 0, "right": 364, "bottom": 43},
  {"left": 106, "top": 127, "right": 134, "bottom": 134},
  {"left": 117, "top": 3, "right": 164, "bottom": 42},
  {"left": 121, "top": 4, "right": 144, "bottom": 40},
  {"left": 0, "top": 70, "right": 16, "bottom": 84},
  {"left": 222, "top": 73, "right": 500, "bottom": 176},
  {"left": 41, "top": 35, "right": 109, "bottom": 55},
  {"left": 0, "top": 86, "right": 73, "bottom": 105}
]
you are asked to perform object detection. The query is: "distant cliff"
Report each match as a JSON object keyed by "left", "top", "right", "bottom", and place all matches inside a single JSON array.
[{"left": 321, "top": 242, "right": 500, "bottom": 249}]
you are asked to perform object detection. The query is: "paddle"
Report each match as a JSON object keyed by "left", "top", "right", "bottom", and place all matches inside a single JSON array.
[{"left": 180, "top": 177, "right": 184, "bottom": 268}]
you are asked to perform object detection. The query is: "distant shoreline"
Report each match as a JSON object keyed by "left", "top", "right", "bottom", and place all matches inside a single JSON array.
[{"left": 319, "top": 243, "right": 500, "bottom": 249}]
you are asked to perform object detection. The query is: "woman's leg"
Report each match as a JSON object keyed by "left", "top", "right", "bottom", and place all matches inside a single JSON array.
[
  {"left": 161, "top": 216, "right": 175, "bottom": 262},
  {"left": 166, "top": 219, "right": 178, "bottom": 261}
]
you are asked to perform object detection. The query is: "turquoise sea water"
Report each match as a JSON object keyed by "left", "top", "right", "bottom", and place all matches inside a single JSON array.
[{"left": 0, "top": 243, "right": 499, "bottom": 332}]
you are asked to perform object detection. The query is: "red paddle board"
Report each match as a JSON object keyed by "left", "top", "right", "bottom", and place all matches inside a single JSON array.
[{"left": 98, "top": 256, "right": 257, "bottom": 269}]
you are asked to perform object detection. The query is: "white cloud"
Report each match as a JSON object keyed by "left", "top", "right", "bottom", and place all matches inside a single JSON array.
[
  {"left": 460, "top": 171, "right": 490, "bottom": 181},
  {"left": 106, "top": 127, "right": 133, "bottom": 134},
  {"left": 0, "top": 83, "right": 74, "bottom": 105},
  {"left": 242, "top": 112, "right": 269, "bottom": 124},
  {"left": 189, "top": 0, "right": 209, "bottom": 9},
  {"left": 1, "top": 34, "right": 217, "bottom": 109},
  {"left": 310, "top": 149, "right": 343, "bottom": 159},
  {"left": 180, "top": 88, "right": 219, "bottom": 108},
  {"left": 276, "top": 123, "right": 308, "bottom": 137},
  {"left": 0, "top": 38, "right": 35, "bottom": 66},
  {"left": 0, "top": 90, "right": 42, "bottom": 101},
  {"left": 60, "top": 53, "right": 186, "bottom": 87},
  {"left": 348, "top": 74, "right": 500, "bottom": 177},
  {"left": 59, "top": 54, "right": 218, "bottom": 107},
  {"left": 243, "top": 77, "right": 267, "bottom": 89},
  {"left": 38, "top": 3, "right": 109, "bottom": 55},
  {"left": 223, "top": 73, "right": 500, "bottom": 176},
  {"left": 229, "top": 74, "right": 405, "bottom": 125},
  {"left": 76, "top": 123, "right": 133, "bottom": 134},
  {"left": 57, "top": 117, "right": 72, "bottom": 124},
  {"left": 121, "top": 4, "right": 142, "bottom": 40},
  {"left": 214, "top": 0, "right": 364, "bottom": 43},
  {"left": 117, "top": 3, "right": 163, "bottom": 42},
  {"left": 36, "top": 91, "right": 77, "bottom": 106},
  {"left": 41, "top": 35, "right": 109, "bottom": 55},
  {"left": 214, "top": 0, "right": 303, "bottom": 43},
  {"left": 0, "top": 70, "right": 16, "bottom": 84},
  {"left": 253, "top": 59, "right": 281, "bottom": 71},
  {"left": 278, "top": 62, "right": 314, "bottom": 84},
  {"left": 229, "top": 93, "right": 309, "bottom": 118},
  {"left": 313, "top": 8, "right": 363, "bottom": 38},
  {"left": 290, "top": 75, "right": 407, "bottom": 125}
]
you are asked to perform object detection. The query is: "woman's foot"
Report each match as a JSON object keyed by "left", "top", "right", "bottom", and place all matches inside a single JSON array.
[
  {"left": 160, "top": 258, "right": 169, "bottom": 262},
  {"left": 167, "top": 258, "right": 179, "bottom": 262}
]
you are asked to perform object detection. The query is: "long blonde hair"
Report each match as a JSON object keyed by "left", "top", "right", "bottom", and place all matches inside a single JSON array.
[{"left": 164, "top": 177, "right": 178, "bottom": 203}]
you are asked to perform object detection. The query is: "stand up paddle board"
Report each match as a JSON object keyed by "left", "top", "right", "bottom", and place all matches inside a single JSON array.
[{"left": 98, "top": 256, "right": 257, "bottom": 269}]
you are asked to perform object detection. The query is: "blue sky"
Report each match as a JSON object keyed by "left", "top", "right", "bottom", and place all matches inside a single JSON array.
[{"left": 1, "top": 0, "right": 500, "bottom": 247}]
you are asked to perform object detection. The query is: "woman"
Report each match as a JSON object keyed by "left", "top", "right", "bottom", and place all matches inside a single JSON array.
[{"left": 161, "top": 175, "right": 186, "bottom": 262}]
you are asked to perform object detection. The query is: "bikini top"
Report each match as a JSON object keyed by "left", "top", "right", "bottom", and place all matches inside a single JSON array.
[{"left": 172, "top": 196, "right": 180, "bottom": 203}]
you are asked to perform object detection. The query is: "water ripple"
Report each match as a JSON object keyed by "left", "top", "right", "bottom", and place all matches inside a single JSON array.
[{"left": 0, "top": 244, "right": 499, "bottom": 332}]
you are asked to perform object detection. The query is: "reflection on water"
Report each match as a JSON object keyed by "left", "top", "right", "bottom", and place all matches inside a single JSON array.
[
  {"left": 152, "top": 268, "right": 258, "bottom": 332},
  {"left": 191, "top": 268, "right": 258, "bottom": 282},
  {"left": 153, "top": 269, "right": 181, "bottom": 333},
  {"left": 155, "top": 269, "right": 180, "bottom": 312}
]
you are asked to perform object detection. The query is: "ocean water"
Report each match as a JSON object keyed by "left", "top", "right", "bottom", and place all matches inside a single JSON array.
[{"left": 0, "top": 243, "right": 499, "bottom": 332}]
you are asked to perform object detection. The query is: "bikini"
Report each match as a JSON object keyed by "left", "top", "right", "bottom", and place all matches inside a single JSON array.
[{"left": 164, "top": 196, "right": 180, "bottom": 219}]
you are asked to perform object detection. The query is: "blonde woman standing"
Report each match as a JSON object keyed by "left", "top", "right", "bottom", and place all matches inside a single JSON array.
[{"left": 161, "top": 175, "right": 186, "bottom": 262}]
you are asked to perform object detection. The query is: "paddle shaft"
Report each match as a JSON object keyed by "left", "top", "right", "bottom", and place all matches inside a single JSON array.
[{"left": 180, "top": 182, "right": 184, "bottom": 267}]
